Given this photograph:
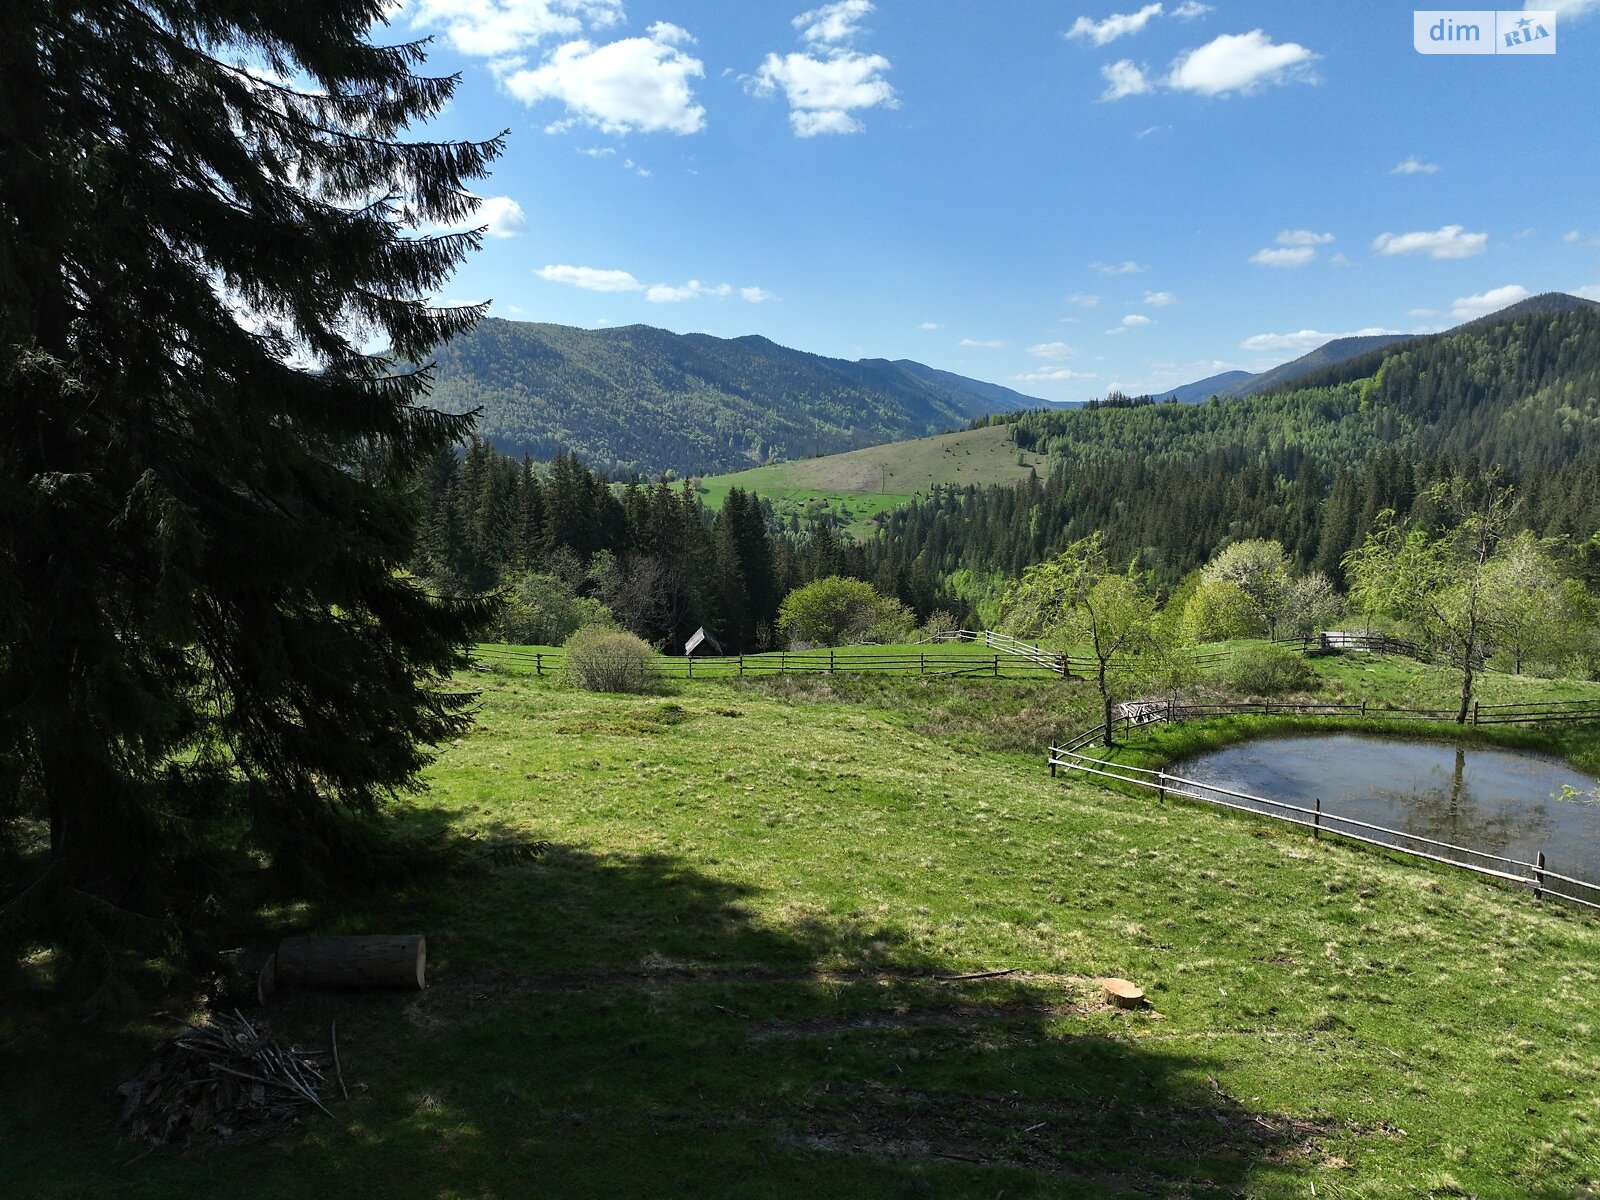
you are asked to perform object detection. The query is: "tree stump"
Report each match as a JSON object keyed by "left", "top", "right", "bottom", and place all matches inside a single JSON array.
[
  {"left": 276, "top": 935, "right": 427, "bottom": 991},
  {"left": 1100, "top": 977, "right": 1145, "bottom": 1009}
]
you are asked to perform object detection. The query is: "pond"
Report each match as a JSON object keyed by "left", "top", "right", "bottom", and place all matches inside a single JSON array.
[{"left": 1170, "top": 734, "right": 1600, "bottom": 884}]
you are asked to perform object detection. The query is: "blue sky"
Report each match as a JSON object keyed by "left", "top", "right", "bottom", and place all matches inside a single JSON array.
[{"left": 394, "top": 0, "right": 1600, "bottom": 402}]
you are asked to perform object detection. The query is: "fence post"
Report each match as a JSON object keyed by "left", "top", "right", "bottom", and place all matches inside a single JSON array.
[
  {"left": 1535, "top": 851, "right": 1546, "bottom": 900},
  {"left": 1050, "top": 754, "right": 1057, "bottom": 779},
  {"left": 1157, "top": 772, "right": 1166, "bottom": 805},
  {"left": 687, "top": 656, "right": 693, "bottom": 680},
  {"left": 1313, "top": 797, "right": 1321, "bottom": 840},
  {"left": 1473, "top": 701, "right": 1480, "bottom": 726},
  {"left": 535, "top": 653, "right": 542, "bottom": 677},
  {"left": 739, "top": 653, "right": 745, "bottom": 678},
  {"left": 1361, "top": 700, "right": 1367, "bottom": 717},
  {"left": 1059, "top": 654, "right": 1068, "bottom": 680},
  {"left": 829, "top": 648, "right": 835, "bottom": 675},
  {"left": 781, "top": 652, "right": 787, "bottom": 676},
  {"left": 993, "top": 655, "right": 1000, "bottom": 678}
]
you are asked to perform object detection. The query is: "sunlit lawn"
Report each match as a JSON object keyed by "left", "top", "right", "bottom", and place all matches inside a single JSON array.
[{"left": 7, "top": 654, "right": 1600, "bottom": 1197}]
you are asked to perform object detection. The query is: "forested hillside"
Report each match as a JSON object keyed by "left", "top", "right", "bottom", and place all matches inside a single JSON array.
[
  {"left": 414, "top": 305, "right": 1600, "bottom": 652},
  {"left": 882, "top": 305, "right": 1600, "bottom": 589},
  {"left": 419, "top": 319, "right": 1042, "bottom": 477}
]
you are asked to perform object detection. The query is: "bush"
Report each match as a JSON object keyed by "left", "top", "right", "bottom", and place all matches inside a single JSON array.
[
  {"left": 1223, "top": 644, "right": 1316, "bottom": 697},
  {"left": 563, "top": 626, "right": 656, "bottom": 693},
  {"left": 779, "top": 576, "right": 911, "bottom": 647}
]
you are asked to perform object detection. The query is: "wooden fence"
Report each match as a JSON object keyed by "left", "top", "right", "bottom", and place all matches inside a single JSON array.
[
  {"left": 1047, "top": 698, "right": 1600, "bottom": 912},
  {"left": 470, "top": 642, "right": 1074, "bottom": 680}
]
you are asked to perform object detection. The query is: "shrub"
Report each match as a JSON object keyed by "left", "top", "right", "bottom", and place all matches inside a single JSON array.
[
  {"left": 779, "top": 576, "right": 911, "bottom": 647},
  {"left": 1223, "top": 644, "right": 1315, "bottom": 697},
  {"left": 563, "top": 626, "right": 656, "bottom": 693}
]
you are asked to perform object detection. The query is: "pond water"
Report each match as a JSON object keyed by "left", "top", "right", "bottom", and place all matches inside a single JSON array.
[{"left": 1170, "top": 734, "right": 1600, "bottom": 884}]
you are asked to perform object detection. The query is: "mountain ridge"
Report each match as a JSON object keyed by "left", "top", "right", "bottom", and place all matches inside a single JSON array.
[
  {"left": 1153, "top": 291, "right": 1599, "bottom": 404},
  {"left": 421, "top": 318, "right": 1044, "bottom": 477}
]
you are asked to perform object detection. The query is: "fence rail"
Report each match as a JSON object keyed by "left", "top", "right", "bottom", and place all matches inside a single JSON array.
[{"left": 470, "top": 642, "right": 1076, "bottom": 680}]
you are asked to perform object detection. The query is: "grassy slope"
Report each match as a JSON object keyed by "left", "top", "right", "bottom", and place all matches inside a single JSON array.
[
  {"left": 696, "top": 424, "right": 1048, "bottom": 539},
  {"left": 9, "top": 658, "right": 1600, "bottom": 1198}
]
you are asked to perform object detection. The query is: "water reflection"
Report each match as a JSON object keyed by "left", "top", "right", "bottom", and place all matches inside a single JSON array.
[{"left": 1173, "top": 735, "right": 1599, "bottom": 878}]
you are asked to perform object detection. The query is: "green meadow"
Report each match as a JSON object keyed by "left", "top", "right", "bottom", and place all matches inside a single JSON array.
[
  {"left": 8, "top": 654, "right": 1600, "bottom": 1198},
  {"left": 695, "top": 424, "right": 1048, "bottom": 539}
]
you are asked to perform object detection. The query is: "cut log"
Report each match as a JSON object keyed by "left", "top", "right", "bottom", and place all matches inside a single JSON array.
[
  {"left": 1100, "top": 977, "right": 1145, "bottom": 1009},
  {"left": 276, "top": 935, "right": 427, "bottom": 991}
]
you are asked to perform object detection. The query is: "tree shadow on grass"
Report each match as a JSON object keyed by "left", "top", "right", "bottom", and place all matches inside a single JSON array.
[{"left": 4, "top": 811, "right": 1348, "bottom": 1200}]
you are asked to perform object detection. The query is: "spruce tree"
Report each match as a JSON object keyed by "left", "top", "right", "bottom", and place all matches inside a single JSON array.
[{"left": 0, "top": 1, "right": 503, "bottom": 993}]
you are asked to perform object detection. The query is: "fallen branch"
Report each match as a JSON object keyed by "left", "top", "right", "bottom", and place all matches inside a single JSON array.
[{"left": 933, "top": 968, "right": 1019, "bottom": 983}]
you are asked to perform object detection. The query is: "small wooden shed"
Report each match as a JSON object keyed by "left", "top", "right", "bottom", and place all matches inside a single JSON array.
[{"left": 684, "top": 626, "right": 722, "bottom": 657}]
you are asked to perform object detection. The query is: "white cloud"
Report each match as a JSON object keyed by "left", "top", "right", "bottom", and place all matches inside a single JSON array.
[
  {"left": 537, "top": 266, "right": 773, "bottom": 302},
  {"left": 1391, "top": 155, "right": 1439, "bottom": 175},
  {"left": 1172, "top": 1, "right": 1212, "bottom": 17},
  {"left": 1068, "top": 4, "right": 1164, "bottom": 46},
  {"left": 1575, "top": 285, "right": 1600, "bottom": 301},
  {"left": 1408, "top": 307, "right": 1439, "bottom": 317},
  {"left": 1531, "top": 0, "right": 1600, "bottom": 20},
  {"left": 578, "top": 145, "right": 617, "bottom": 157},
  {"left": 1329, "top": 253, "right": 1353, "bottom": 267},
  {"left": 794, "top": 0, "right": 873, "bottom": 45},
  {"left": 752, "top": 48, "right": 896, "bottom": 135},
  {"left": 478, "top": 196, "right": 530, "bottom": 238},
  {"left": 1100, "top": 59, "right": 1154, "bottom": 100},
  {"left": 1028, "top": 341, "right": 1078, "bottom": 360},
  {"left": 409, "top": 0, "right": 623, "bottom": 57},
  {"left": 1106, "top": 314, "right": 1154, "bottom": 335},
  {"left": 1450, "top": 284, "right": 1530, "bottom": 318},
  {"left": 1165, "top": 30, "right": 1317, "bottom": 96},
  {"left": 1249, "top": 246, "right": 1315, "bottom": 268},
  {"left": 645, "top": 279, "right": 734, "bottom": 302},
  {"left": 960, "top": 338, "right": 1005, "bottom": 348},
  {"left": 1143, "top": 290, "right": 1178, "bottom": 306},
  {"left": 537, "top": 264, "right": 643, "bottom": 292},
  {"left": 1240, "top": 326, "right": 1399, "bottom": 353},
  {"left": 1372, "top": 224, "right": 1488, "bottom": 260},
  {"left": 419, "top": 194, "right": 529, "bottom": 239},
  {"left": 1136, "top": 123, "right": 1169, "bottom": 138},
  {"left": 1066, "top": 292, "right": 1102, "bottom": 307},
  {"left": 1015, "top": 368, "right": 1098, "bottom": 383},
  {"left": 1565, "top": 229, "right": 1600, "bottom": 247},
  {"left": 502, "top": 24, "right": 707, "bottom": 135},
  {"left": 918, "top": 321, "right": 942, "bottom": 330},
  {"left": 751, "top": 4, "right": 896, "bottom": 136},
  {"left": 1276, "top": 229, "right": 1334, "bottom": 246},
  {"left": 1092, "top": 260, "right": 1147, "bottom": 275}
]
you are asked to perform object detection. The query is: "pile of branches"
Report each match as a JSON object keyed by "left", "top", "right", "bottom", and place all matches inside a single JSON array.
[{"left": 119, "top": 1010, "right": 343, "bottom": 1148}]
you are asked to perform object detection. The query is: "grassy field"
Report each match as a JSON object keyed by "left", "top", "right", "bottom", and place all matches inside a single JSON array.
[
  {"left": 695, "top": 424, "right": 1047, "bottom": 539},
  {"left": 8, "top": 656, "right": 1600, "bottom": 1198}
]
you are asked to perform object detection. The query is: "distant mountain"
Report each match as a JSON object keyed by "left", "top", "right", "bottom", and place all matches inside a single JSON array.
[
  {"left": 1152, "top": 336, "right": 1410, "bottom": 404},
  {"left": 418, "top": 319, "right": 1042, "bottom": 477},
  {"left": 1153, "top": 292, "right": 1599, "bottom": 405},
  {"left": 1152, "top": 370, "right": 1255, "bottom": 406},
  {"left": 1253, "top": 292, "right": 1600, "bottom": 397}
]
